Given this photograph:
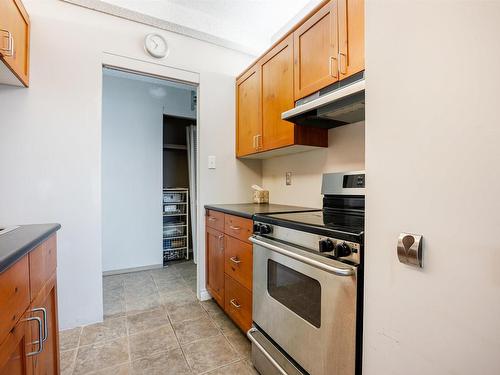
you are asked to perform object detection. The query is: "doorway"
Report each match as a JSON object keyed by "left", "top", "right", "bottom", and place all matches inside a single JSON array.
[{"left": 101, "top": 65, "right": 199, "bottom": 318}]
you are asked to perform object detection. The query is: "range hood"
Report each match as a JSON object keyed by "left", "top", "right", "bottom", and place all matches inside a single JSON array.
[{"left": 282, "top": 72, "right": 365, "bottom": 128}]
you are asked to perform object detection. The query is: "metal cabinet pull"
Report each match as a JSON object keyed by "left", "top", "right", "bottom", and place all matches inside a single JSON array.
[
  {"left": 0, "top": 29, "right": 14, "bottom": 57},
  {"left": 24, "top": 316, "right": 43, "bottom": 356},
  {"left": 339, "top": 52, "right": 347, "bottom": 75},
  {"left": 218, "top": 234, "right": 224, "bottom": 251},
  {"left": 31, "top": 307, "right": 48, "bottom": 342},
  {"left": 208, "top": 217, "right": 217, "bottom": 222},
  {"left": 230, "top": 299, "right": 241, "bottom": 308},
  {"left": 230, "top": 256, "right": 241, "bottom": 264},
  {"left": 229, "top": 225, "right": 241, "bottom": 231},
  {"left": 252, "top": 135, "right": 256, "bottom": 149},
  {"left": 257, "top": 134, "right": 262, "bottom": 150},
  {"left": 329, "top": 56, "right": 338, "bottom": 78}
]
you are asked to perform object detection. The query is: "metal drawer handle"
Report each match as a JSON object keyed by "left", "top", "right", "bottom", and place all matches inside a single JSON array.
[
  {"left": 230, "top": 299, "right": 241, "bottom": 308},
  {"left": 329, "top": 55, "right": 338, "bottom": 78},
  {"left": 229, "top": 225, "right": 241, "bottom": 231},
  {"left": 32, "top": 307, "right": 48, "bottom": 342},
  {"left": 230, "top": 256, "right": 241, "bottom": 264},
  {"left": 218, "top": 234, "right": 224, "bottom": 250},
  {"left": 24, "top": 316, "right": 43, "bottom": 356},
  {"left": 208, "top": 217, "right": 217, "bottom": 221},
  {"left": 0, "top": 29, "right": 14, "bottom": 57},
  {"left": 339, "top": 52, "right": 347, "bottom": 75},
  {"left": 247, "top": 328, "right": 288, "bottom": 375}
]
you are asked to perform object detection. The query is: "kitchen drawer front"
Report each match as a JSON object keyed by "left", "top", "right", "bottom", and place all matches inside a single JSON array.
[
  {"left": 224, "top": 214, "right": 253, "bottom": 244},
  {"left": 29, "top": 235, "right": 57, "bottom": 301},
  {"left": 224, "top": 236, "right": 253, "bottom": 291},
  {"left": 224, "top": 275, "right": 252, "bottom": 333},
  {"left": 0, "top": 256, "right": 29, "bottom": 346},
  {"left": 206, "top": 210, "right": 225, "bottom": 232}
]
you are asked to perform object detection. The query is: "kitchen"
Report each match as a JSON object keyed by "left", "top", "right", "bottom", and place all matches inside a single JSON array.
[{"left": 1, "top": 1, "right": 499, "bottom": 375}]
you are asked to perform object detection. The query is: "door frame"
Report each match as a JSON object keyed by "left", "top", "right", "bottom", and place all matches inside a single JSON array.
[{"left": 99, "top": 52, "right": 201, "bottom": 300}]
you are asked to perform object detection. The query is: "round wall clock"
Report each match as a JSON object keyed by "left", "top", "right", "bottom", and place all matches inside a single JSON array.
[{"left": 144, "top": 33, "right": 168, "bottom": 59}]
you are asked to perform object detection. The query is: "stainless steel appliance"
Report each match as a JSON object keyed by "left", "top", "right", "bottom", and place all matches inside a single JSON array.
[
  {"left": 281, "top": 72, "right": 365, "bottom": 129},
  {"left": 248, "top": 171, "right": 365, "bottom": 375}
]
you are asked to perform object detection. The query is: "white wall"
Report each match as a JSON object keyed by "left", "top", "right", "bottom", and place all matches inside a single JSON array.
[
  {"left": 363, "top": 1, "right": 500, "bottom": 374},
  {"left": 262, "top": 122, "right": 365, "bottom": 207},
  {"left": 0, "top": 0, "right": 258, "bottom": 329}
]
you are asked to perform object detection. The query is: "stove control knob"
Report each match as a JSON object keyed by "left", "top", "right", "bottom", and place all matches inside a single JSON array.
[
  {"left": 253, "top": 223, "right": 261, "bottom": 233},
  {"left": 334, "top": 242, "right": 352, "bottom": 258},
  {"left": 319, "top": 239, "right": 334, "bottom": 253},
  {"left": 259, "top": 224, "right": 272, "bottom": 235}
]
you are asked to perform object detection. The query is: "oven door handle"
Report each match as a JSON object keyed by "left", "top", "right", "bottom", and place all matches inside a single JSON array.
[{"left": 250, "top": 235, "right": 355, "bottom": 276}]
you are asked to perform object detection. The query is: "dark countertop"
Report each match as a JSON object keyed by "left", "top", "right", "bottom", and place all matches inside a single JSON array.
[
  {"left": 0, "top": 224, "right": 61, "bottom": 274},
  {"left": 204, "top": 203, "right": 319, "bottom": 219}
]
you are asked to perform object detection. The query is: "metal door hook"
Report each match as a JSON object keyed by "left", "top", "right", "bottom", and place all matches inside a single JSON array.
[{"left": 397, "top": 233, "right": 423, "bottom": 268}]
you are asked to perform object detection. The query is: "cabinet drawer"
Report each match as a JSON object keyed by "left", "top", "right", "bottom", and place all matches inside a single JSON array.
[
  {"left": 29, "top": 235, "right": 57, "bottom": 301},
  {"left": 224, "top": 275, "right": 252, "bottom": 333},
  {"left": 206, "top": 210, "right": 224, "bottom": 232},
  {"left": 224, "top": 236, "right": 253, "bottom": 291},
  {"left": 0, "top": 256, "right": 29, "bottom": 346},
  {"left": 224, "top": 214, "right": 253, "bottom": 244}
]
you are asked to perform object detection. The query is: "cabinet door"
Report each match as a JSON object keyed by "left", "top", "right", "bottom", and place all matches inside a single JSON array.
[
  {"left": 0, "top": 314, "right": 32, "bottom": 375},
  {"left": 338, "top": 0, "right": 364, "bottom": 79},
  {"left": 236, "top": 65, "right": 261, "bottom": 156},
  {"left": 0, "top": 0, "right": 30, "bottom": 86},
  {"left": 261, "top": 34, "right": 295, "bottom": 151},
  {"left": 206, "top": 227, "right": 225, "bottom": 307},
  {"left": 31, "top": 275, "right": 59, "bottom": 375},
  {"left": 224, "top": 275, "right": 252, "bottom": 333},
  {"left": 294, "top": 0, "right": 339, "bottom": 100}
]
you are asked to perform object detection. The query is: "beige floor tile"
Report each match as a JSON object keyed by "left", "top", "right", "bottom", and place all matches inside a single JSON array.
[
  {"left": 79, "top": 317, "right": 127, "bottom": 346},
  {"left": 182, "top": 334, "right": 241, "bottom": 374},
  {"left": 129, "top": 325, "right": 179, "bottom": 361},
  {"left": 103, "top": 274, "right": 125, "bottom": 290},
  {"left": 150, "top": 270, "right": 182, "bottom": 284},
  {"left": 207, "top": 311, "right": 240, "bottom": 334},
  {"left": 161, "top": 290, "right": 198, "bottom": 309},
  {"left": 224, "top": 331, "right": 251, "bottom": 359},
  {"left": 92, "top": 363, "right": 133, "bottom": 375},
  {"left": 166, "top": 301, "right": 207, "bottom": 323},
  {"left": 126, "top": 307, "right": 169, "bottom": 335},
  {"left": 204, "top": 359, "right": 258, "bottom": 375},
  {"left": 73, "top": 337, "right": 129, "bottom": 375},
  {"left": 155, "top": 278, "right": 188, "bottom": 292},
  {"left": 104, "top": 285, "right": 125, "bottom": 301},
  {"left": 59, "top": 327, "right": 82, "bottom": 351},
  {"left": 125, "top": 292, "right": 161, "bottom": 314},
  {"left": 159, "top": 285, "right": 193, "bottom": 299},
  {"left": 172, "top": 315, "right": 219, "bottom": 345},
  {"left": 60, "top": 349, "right": 77, "bottom": 375},
  {"left": 131, "top": 348, "right": 192, "bottom": 375},
  {"left": 200, "top": 299, "right": 223, "bottom": 314}
]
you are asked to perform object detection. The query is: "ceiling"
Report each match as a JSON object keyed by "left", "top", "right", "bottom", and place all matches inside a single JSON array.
[{"left": 99, "top": 0, "right": 323, "bottom": 55}]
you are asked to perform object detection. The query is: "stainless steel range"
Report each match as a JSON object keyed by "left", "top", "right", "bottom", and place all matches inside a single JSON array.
[{"left": 248, "top": 171, "right": 365, "bottom": 375}]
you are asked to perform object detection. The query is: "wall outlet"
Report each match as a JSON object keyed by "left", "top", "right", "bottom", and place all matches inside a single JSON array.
[
  {"left": 208, "top": 155, "right": 216, "bottom": 169},
  {"left": 285, "top": 172, "right": 292, "bottom": 186}
]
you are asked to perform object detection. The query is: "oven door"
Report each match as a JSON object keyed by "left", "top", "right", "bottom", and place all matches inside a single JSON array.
[{"left": 250, "top": 235, "right": 357, "bottom": 375}]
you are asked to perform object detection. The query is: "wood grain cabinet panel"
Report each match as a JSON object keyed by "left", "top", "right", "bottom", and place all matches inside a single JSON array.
[
  {"left": 29, "top": 236, "right": 57, "bottom": 302},
  {"left": 224, "top": 214, "right": 253, "bottom": 244},
  {"left": 236, "top": 65, "right": 261, "bottom": 157},
  {"left": 0, "top": 0, "right": 30, "bottom": 86},
  {"left": 206, "top": 210, "right": 224, "bottom": 232},
  {"left": 224, "top": 236, "right": 253, "bottom": 291},
  {"left": 293, "top": 0, "right": 339, "bottom": 100},
  {"left": 0, "top": 314, "right": 32, "bottom": 375},
  {"left": 0, "top": 256, "right": 30, "bottom": 346},
  {"left": 224, "top": 275, "right": 252, "bottom": 333},
  {"left": 338, "top": 0, "right": 364, "bottom": 80},
  {"left": 206, "top": 226, "right": 225, "bottom": 307}
]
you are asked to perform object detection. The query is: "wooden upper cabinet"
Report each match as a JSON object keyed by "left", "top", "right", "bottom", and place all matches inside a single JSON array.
[
  {"left": 293, "top": 0, "right": 339, "bottom": 100},
  {"left": 260, "top": 35, "right": 295, "bottom": 151},
  {"left": 338, "top": 0, "right": 364, "bottom": 79},
  {"left": 236, "top": 65, "right": 261, "bottom": 157},
  {"left": 0, "top": 0, "right": 30, "bottom": 87}
]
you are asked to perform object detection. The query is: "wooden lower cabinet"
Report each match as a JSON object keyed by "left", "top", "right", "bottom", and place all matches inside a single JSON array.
[
  {"left": 206, "top": 211, "right": 253, "bottom": 332},
  {"left": 0, "top": 233, "right": 60, "bottom": 375},
  {"left": 206, "top": 227, "right": 225, "bottom": 307}
]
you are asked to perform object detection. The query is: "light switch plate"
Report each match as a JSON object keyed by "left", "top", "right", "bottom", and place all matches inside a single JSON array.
[
  {"left": 285, "top": 172, "right": 292, "bottom": 186},
  {"left": 208, "top": 155, "right": 216, "bottom": 169}
]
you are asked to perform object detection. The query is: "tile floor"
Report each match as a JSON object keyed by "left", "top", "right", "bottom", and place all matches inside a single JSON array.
[{"left": 59, "top": 261, "right": 257, "bottom": 375}]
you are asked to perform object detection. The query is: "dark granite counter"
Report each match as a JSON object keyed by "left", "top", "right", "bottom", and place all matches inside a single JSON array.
[
  {"left": 0, "top": 224, "right": 61, "bottom": 273},
  {"left": 204, "top": 203, "right": 319, "bottom": 219}
]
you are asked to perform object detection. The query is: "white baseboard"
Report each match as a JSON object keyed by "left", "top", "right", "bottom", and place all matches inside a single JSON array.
[
  {"left": 199, "top": 288, "right": 212, "bottom": 301},
  {"left": 103, "top": 263, "right": 163, "bottom": 276}
]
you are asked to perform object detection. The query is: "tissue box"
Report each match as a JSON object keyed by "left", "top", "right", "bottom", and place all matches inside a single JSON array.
[{"left": 253, "top": 190, "right": 269, "bottom": 204}]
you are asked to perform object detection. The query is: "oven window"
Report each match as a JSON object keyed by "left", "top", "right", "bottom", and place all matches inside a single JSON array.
[{"left": 267, "top": 260, "right": 321, "bottom": 328}]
